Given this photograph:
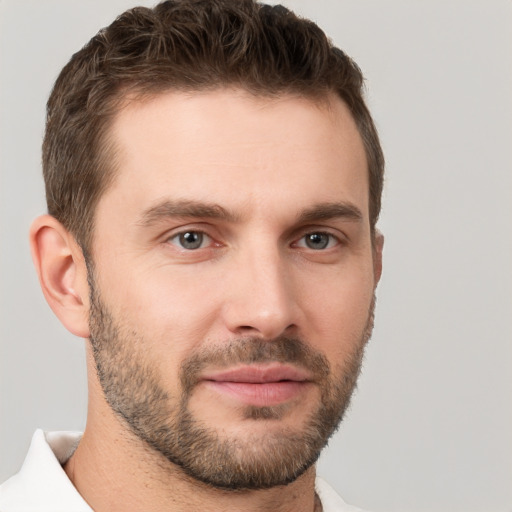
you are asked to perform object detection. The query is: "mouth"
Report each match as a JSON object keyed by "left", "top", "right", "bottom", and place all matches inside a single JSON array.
[{"left": 200, "top": 364, "right": 313, "bottom": 407}]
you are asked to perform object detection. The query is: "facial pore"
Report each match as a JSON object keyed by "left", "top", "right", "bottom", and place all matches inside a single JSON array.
[{"left": 88, "top": 265, "right": 375, "bottom": 490}]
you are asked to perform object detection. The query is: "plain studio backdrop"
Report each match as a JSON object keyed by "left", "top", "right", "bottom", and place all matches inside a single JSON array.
[{"left": 1, "top": 1, "right": 511, "bottom": 511}]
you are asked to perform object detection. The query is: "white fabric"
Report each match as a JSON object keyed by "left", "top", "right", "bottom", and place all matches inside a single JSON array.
[
  {"left": 0, "top": 430, "right": 92, "bottom": 512},
  {"left": 0, "top": 429, "right": 367, "bottom": 511}
]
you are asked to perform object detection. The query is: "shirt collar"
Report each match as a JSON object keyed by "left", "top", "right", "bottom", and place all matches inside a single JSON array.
[
  {"left": 0, "top": 429, "right": 92, "bottom": 511},
  {"left": 1, "top": 429, "right": 362, "bottom": 512}
]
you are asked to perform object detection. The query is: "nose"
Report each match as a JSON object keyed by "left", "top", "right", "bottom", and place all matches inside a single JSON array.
[{"left": 220, "top": 244, "right": 300, "bottom": 340}]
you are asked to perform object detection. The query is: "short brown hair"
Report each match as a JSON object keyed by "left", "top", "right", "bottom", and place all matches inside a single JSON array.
[{"left": 43, "top": 0, "right": 384, "bottom": 252}]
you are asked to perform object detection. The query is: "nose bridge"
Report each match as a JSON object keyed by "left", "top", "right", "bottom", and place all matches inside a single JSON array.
[{"left": 223, "top": 236, "right": 297, "bottom": 338}]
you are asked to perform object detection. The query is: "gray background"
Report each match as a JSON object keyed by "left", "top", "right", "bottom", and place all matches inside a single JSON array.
[{"left": 1, "top": 1, "right": 511, "bottom": 511}]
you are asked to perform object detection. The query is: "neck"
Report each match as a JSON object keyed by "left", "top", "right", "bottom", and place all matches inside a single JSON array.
[{"left": 64, "top": 425, "right": 318, "bottom": 512}]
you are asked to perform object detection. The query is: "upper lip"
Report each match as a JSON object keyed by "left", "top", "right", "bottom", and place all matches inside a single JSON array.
[{"left": 202, "top": 364, "right": 311, "bottom": 383}]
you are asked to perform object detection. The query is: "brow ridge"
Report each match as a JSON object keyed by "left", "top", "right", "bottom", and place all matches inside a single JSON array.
[
  {"left": 138, "top": 199, "right": 240, "bottom": 226},
  {"left": 138, "top": 199, "right": 363, "bottom": 228},
  {"left": 296, "top": 202, "right": 363, "bottom": 224}
]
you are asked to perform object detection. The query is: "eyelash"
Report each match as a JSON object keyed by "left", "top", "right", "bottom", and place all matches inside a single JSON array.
[
  {"left": 293, "top": 231, "right": 341, "bottom": 250},
  {"left": 166, "top": 229, "right": 342, "bottom": 251},
  {"left": 167, "top": 230, "right": 214, "bottom": 251}
]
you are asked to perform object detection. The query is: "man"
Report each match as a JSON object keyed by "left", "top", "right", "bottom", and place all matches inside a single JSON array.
[{"left": 0, "top": 0, "right": 384, "bottom": 510}]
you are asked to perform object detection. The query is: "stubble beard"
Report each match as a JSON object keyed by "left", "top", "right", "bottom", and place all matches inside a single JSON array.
[{"left": 87, "top": 270, "right": 376, "bottom": 490}]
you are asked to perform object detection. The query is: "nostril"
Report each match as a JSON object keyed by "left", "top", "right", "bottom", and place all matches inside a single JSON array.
[
  {"left": 238, "top": 325, "right": 258, "bottom": 332},
  {"left": 235, "top": 323, "right": 297, "bottom": 338}
]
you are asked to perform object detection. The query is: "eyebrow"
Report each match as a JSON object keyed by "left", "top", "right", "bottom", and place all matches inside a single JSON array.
[
  {"left": 296, "top": 202, "right": 363, "bottom": 224},
  {"left": 138, "top": 199, "right": 240, "bottom": 226},
  {"left": 138, "top": 199, "right": 363, "bottom": 228}
]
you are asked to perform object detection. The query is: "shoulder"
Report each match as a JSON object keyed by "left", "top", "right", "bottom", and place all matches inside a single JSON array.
[
  {"left": 0, "top": 429, "right": 91, "bottom": 512},
  {"left": 316, "top": 477, "right": 371, "bottom": 512}
]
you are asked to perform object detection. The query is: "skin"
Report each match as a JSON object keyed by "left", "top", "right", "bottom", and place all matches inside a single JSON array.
[{"left": 30, "top": 89, "right": 383, "bottom": 512}]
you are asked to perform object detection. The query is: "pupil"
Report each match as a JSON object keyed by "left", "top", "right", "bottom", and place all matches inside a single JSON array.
[
  {"left": 306, "top": 233, "right": 328, "bottom": 250},
  {"left": 180, "top": 231, "right": 202, "bottom": 249}
]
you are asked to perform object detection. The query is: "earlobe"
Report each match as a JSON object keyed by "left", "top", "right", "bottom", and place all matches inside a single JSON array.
[
  {"left": 373, "top": 230, "right": 384, "bottom": 285},
  {"left": 30, "top": 215, "right": 90, "bottom": 338}
]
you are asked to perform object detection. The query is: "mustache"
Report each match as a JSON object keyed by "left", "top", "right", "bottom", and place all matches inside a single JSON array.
[{"left": 180, "top": 336, "right": 331, "bottom": 394}]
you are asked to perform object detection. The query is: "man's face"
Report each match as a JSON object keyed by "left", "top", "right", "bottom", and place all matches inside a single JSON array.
[{"left": 87, "top": 90, "right": 380, "bottom": 489}]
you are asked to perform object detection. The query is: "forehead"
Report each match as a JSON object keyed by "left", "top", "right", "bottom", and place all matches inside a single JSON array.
[{"left": 99, "top": 89, "right": 368, "bottom": 223}]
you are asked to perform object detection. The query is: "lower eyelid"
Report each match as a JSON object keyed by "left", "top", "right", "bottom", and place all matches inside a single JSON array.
[
  {"left": 294, "top": 232, "right": 341, "bottom": 248},
  {"left": 167, "top": 230, "right": 213, "bottom": 250}
]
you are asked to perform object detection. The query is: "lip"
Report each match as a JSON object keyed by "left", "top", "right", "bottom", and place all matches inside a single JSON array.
[
  {"left": 201, "top": 364, "right": 312, "bottom": 407},
  {"left": 203, "top": 364, "right": 311, "bottom": 383}
]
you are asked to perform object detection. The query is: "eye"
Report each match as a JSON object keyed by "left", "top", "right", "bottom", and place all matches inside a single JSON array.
[
  {"left": 295, "top": 232, "right": 339, "bottom": 250},
  {"left": 168, "top": 230, "right": 211, "bottom": 250}
]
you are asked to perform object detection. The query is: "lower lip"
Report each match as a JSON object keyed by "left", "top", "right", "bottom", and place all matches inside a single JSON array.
[{"left": 204, "top": 380, "right": 309, "bottom": 407}]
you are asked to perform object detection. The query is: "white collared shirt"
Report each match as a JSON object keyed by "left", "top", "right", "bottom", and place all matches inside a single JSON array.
[{"left": 0, "top": 430, "right": 366, "bottom": 512}]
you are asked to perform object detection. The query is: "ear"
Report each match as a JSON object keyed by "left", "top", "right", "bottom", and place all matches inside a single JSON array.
[
  {"left": 30, "top": 215, "right": 90, "bottom": 338},
  {"left": 372, "top": 230, "right": 384, "bottom": 285}
]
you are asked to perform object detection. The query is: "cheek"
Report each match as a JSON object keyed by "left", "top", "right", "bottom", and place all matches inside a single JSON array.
[
  {"left": 301, "top": 261, "right": 375, "bottom": 355},
  {"left": 101, "top": 266, "right": 221, "bottom": 358}
]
